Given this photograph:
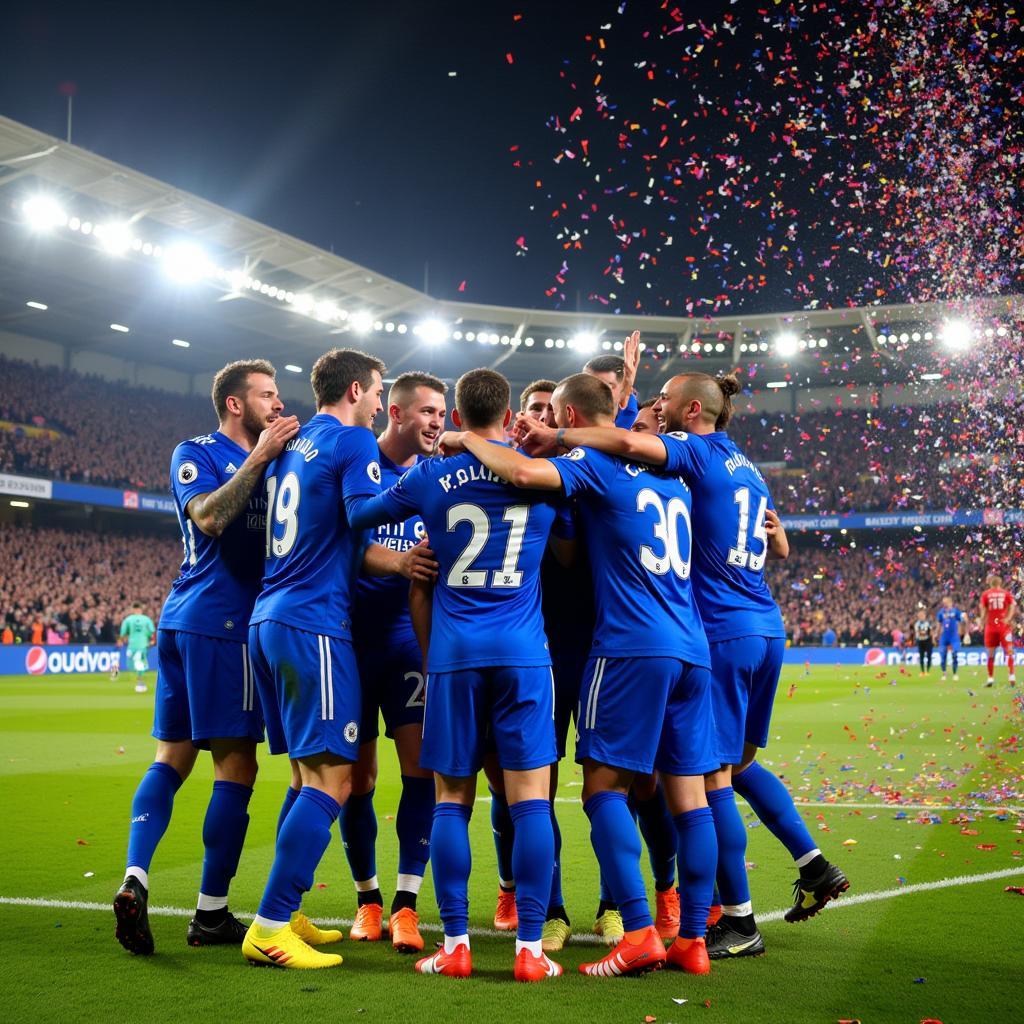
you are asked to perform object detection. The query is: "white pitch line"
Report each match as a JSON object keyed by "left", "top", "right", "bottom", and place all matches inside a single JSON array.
[{"left": 3, "top": 866, "right": 1021, "bottom": 945}]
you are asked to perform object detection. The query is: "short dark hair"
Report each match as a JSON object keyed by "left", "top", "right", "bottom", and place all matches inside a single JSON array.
[
  {"left": 311, "top": 348, "right": 386, "bottom": 409},
  {"left": 553, "top": 373, "right": 616, "bottom": 421},
  {"left": 583, "top": 354, "right": 625, "bottom": 380},
  {"left": 455, "top": 368, "right": 510, "bottom": 429},
  {"left": 389, "top": 371, "right": 448, "bottom": 408},
  {"left": 638, "top": 396, "right": 658, "bottom": 410},
  {"left": 211, "top": 359, "right": 276, "bottom": 419},
  {"left": 519, "top": 378, "right": 558, "bottom": 412}
]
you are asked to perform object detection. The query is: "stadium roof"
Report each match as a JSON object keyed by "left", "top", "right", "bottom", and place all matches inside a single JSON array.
[{"left": 1, "top": 115, "right": 1020, "bottom": 394}]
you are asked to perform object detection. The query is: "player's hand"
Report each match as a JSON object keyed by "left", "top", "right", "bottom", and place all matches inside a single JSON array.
[
  {"left": 398, "top": 541, "right": 439, "bottom": 582},
  {"left": 516, "top": 414, "right": 559, "bottom": 456},
  {"left": 764, "top": 508, "right": 790, "bottom": 560},
  {"left": 621, "top": 330, "right": 641, "bottom": 405},
  {"left": 435, "top": 431, "right": 467, "bottom": 456},
  {"left": 252, "top": 415, "right": 300, "bottom": 463},
  {"left": 764, "top": 507, "right": 783, "bottom": 536}
]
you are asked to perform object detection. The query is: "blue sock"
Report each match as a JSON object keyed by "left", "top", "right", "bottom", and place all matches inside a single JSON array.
[
  {"left": 489, "top": 788, "right": 515, "bottom": 887},
  {"left": 125, "top": 762, "right": 183, "bottom": 877},
  {"left": 549, "top": 805, "right": 564, "bottom": 911},
  {"left": 584, "top": 790, "right": 651, "bottom": 931},
  {"left": 733, "top": 761, "right": 816, "bottom": 861},
  {"left": 198, "top": 780, "right": 253, "bottom": 900},
  {"left": 396, "top": 775, "right": 434, "bottom": 878},
  {"left": 509, "top": 799, "right": 554, "bottom": 942},
  {"left": 674, "top": 806, "right": 717, "bottom": 939},
  {"left": 275, "top": 786, "right": 299, "bottom": 838},
  {"left": 706, "top": 787, "right": 750, "bottom": 907},
  {"left": 339, "top": 787, "right": 377, "bottom": 885},
  {"left": 258, "top": 787, "right": 340, "bottom": 923},
  {"left": 634, "top": 784, "right": 677, "bottom": 890},
  {"left": 431, "top": 802, "right": 472, "bottom": 936},
  {"left": 599, "top": 871, "right": 614, "bottom": 904},
  {"left": 951, "top": 650, "right": 958, "bottom": 673}
]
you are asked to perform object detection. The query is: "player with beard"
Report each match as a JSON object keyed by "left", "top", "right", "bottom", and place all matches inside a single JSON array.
[
  {"left": 114, "top": 360, "right": 299, "bottom": 956},
  {"left": 342, "top": 372, "right": 448, "bottom": 954}
]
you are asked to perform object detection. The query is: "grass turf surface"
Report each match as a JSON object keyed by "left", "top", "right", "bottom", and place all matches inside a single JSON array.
[{"left": 1, "top": 663, "right": 1021, "bottom": 1024}]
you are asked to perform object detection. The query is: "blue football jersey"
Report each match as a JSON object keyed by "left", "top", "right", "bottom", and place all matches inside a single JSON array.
[
  {"left": 552, "top": 446, "right": 710, "bottom": 667},
  {"left": 251, "top": 414, "right": 381, "bottom": 640},
  {"left": 376, "top": 444, "right": 559, "bottom": 673},
  {"left": 659, "top": 431, "right": 786, "bottom": 643},
  {"left": 936, "top": 607, "right": 963, "bottom": 639},
  {"left": 352, "top": 448, "right": 426, "bottom": 649},
  {"left": 160, "top": 432, "right": 266, "bottom": 641}
]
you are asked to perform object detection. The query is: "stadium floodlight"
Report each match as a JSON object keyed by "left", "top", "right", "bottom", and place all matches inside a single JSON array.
[
  {"left": 95, "top": 221, "right": 134, "bottom": 255},
  {"left": 110, "top": 323, "right": 130, "bottom": 333},
  {"left": 171, "top": 338, "right": 190, "bottom": 348},
  {"left": 285, "top": 364, "right": 302, "bottom": 373},
  {"left": 22, "top": 195, "right": 67, "bottom": 231},
  {"left": 573, "top": 332, "right": 597, "bottom": 353},
  {"left": 774, "top": 331, "right": 799, "bottom": 357},
  {"left": 26, "top": 301, "right": 48, "bottom": 310},
  {"left": 350, "top": 310, "right": 374, "bottom": 333},
  {"left": 940, "top": 319, "right": 972, "bottom": 350},
  {"left": 10, "top": 500, "right": 30, "bottom": 508},
  {"left": 161, "top": 242, "right": 212, "bottom": 283},
  {"left": 316, "top": 301, "right": 340, "bottom": 321},
  {"left": 419, "top": 319, "right": 449, "bottom": 345}
]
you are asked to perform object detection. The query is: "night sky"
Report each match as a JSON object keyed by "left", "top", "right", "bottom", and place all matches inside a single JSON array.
[{"left": 2, "top": 1, "right": 1020, "bottom": 317}]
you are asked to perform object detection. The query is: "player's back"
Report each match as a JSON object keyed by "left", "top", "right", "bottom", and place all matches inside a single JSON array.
[
  {"left": 386, "top": 447, "right": 558, "bottom": 672},
  {"left": 981, "top": 588, "right": 1013, "bottom": 627},
  {"left": 553, "top": 446, "right": 709, "bottom": 667},
  {"left": 252, "top": 414, "right": 380, "bottom": 640},
  {"left": 669, "top": 431, "right": 785, "bottom": 642},
  {"left": 160, "top": 431, "right": 266, "bottom": 640}
]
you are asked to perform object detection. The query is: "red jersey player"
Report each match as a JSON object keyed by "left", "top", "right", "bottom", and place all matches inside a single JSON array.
[{"left": 980, "top": 574, "right": 1016, "bottom": 687}]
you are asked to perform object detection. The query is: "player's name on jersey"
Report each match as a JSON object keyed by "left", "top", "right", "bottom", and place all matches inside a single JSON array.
[
  {"left": 723, "top": 451, "right": 762, "bottom": 478},
  {"left": 438, "top": 463, "right": 507, "bottom": 493},
  {"left": 283, "top": 436, "right": 320, "bottom": 462}
]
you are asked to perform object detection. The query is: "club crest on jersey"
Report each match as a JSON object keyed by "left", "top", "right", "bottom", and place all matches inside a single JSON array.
[
  {"left": 225, "top": 462, "right": 238, "bottom": 474},
  {"left": 344, "top": 721, "right": 359, "bottom": 744},
  {"left": 367, "top": 461, "right": 382, "bottom": 484},
  {"left": 177, "top": 461, "right": 198, "bottom": 484},
  {"left": 562, "top": 448, "right": 586, "bottom": 461}
]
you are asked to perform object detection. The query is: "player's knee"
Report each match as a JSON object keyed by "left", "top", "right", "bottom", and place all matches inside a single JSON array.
[
  {"left": 155, "top": 740, "right": 197, "bottom": 780},
  {"left": 631, "top": 770, "right": 658, "bottom": 802}
]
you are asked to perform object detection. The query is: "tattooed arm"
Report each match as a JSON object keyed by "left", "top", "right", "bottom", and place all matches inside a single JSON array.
[{"left": 187, "top": 416, "right": 298, "bottom": 538}]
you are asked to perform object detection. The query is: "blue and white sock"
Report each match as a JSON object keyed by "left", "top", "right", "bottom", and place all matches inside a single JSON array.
[
  {"left": 674, "top": 806, "right": 717, "bottom": 939},
  {"left": 733, "top": 761, "right": 816, "bottom": 862},
  {"left": 124, "top": 762, "right": 184, "bottom": 886},
  {"left": 197, "top": 780, "right": 252, "bottom": 910},
  {"left": 339, "top": 788, "right": 378, "bottom": 894},
  {"left": 395, "top": 775, "right": 434, "bottom": 905},
  {"left": 255, "top": 787, "right": 340, "bottom": 927},
  {"left": 275, "top": 786, "right": 299, "bottom": 838},
  {"left": 430, "top": 802, "right": 473, "bottom": 938},
  {"left": 509, "top": 799, "right": 554, "bottom": 943},
  {"left": 548, "top": 805, "right": 564, "bottom": 912},
  {"left": 706, "top": 787, "right": 750, "bottom": 911},
  {"left": 584, "top": 790, "right": 651, "bottom": 931}
]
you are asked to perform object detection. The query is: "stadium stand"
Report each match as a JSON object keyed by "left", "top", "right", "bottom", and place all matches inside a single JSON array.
[{"left": 0, "top": 522, "right": 180, "bottom": 643}]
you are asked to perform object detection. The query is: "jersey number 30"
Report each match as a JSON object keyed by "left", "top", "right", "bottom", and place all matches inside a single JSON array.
[{"left": 266, "top": 472, "right": 300, "bottom": 558}]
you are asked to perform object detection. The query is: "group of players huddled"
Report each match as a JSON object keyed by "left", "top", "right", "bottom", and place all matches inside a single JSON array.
[
  {"left": 113, "top": 333, "right": 856, "bottom": 981},
  {"left": 908, "top": 589, "right": 1017, "bottom": 685}
]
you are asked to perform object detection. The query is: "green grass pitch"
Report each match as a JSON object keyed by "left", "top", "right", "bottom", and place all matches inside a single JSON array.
[{"left": 1, "top": 662, "right": 1021, "bottom": 1024}]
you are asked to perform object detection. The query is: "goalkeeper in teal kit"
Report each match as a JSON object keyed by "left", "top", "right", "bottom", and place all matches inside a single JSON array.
[{"left": 120, "top": 603, "right": 156, "bottom": 692}]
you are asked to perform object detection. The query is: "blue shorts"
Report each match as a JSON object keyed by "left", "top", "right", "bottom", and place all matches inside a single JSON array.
[
  {"left": 938, "top": 635, "right": 961, "bottom": 650},
  {"left": 550, "top": 639, "right": 588, "bottom": 760},
  {"left": 422, "top": 665, "right": 556, "bottom": 777},
  {"left": 708, "top": 635, "right": 786, "bottom": 764},
  {"left": 248, "top": 620, "right": 362, "bottom": 761},
  {"left": 153, "top": 629, "right": 263, "bottom": 748},
  {"left": 577, "top": 656, "right": 718, "bottom": 776},
  {"left": 355, "top": 635, "right": 425, "bottom": 741}
]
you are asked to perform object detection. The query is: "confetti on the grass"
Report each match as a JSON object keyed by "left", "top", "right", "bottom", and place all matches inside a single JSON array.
[{"left": 1005, "top": 886, "right": 1024, "bottom": 895}]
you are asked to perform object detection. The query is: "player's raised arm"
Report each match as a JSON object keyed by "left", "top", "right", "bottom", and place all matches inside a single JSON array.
[
  {"left": 188, "top": 414, "right": 299, "bottom": 537},
  {"left": 440, "top": 431, "right": 564, "bottom": 490},
  {"left": 552, "top": 424, "right": 670, "bottom": 467}
]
